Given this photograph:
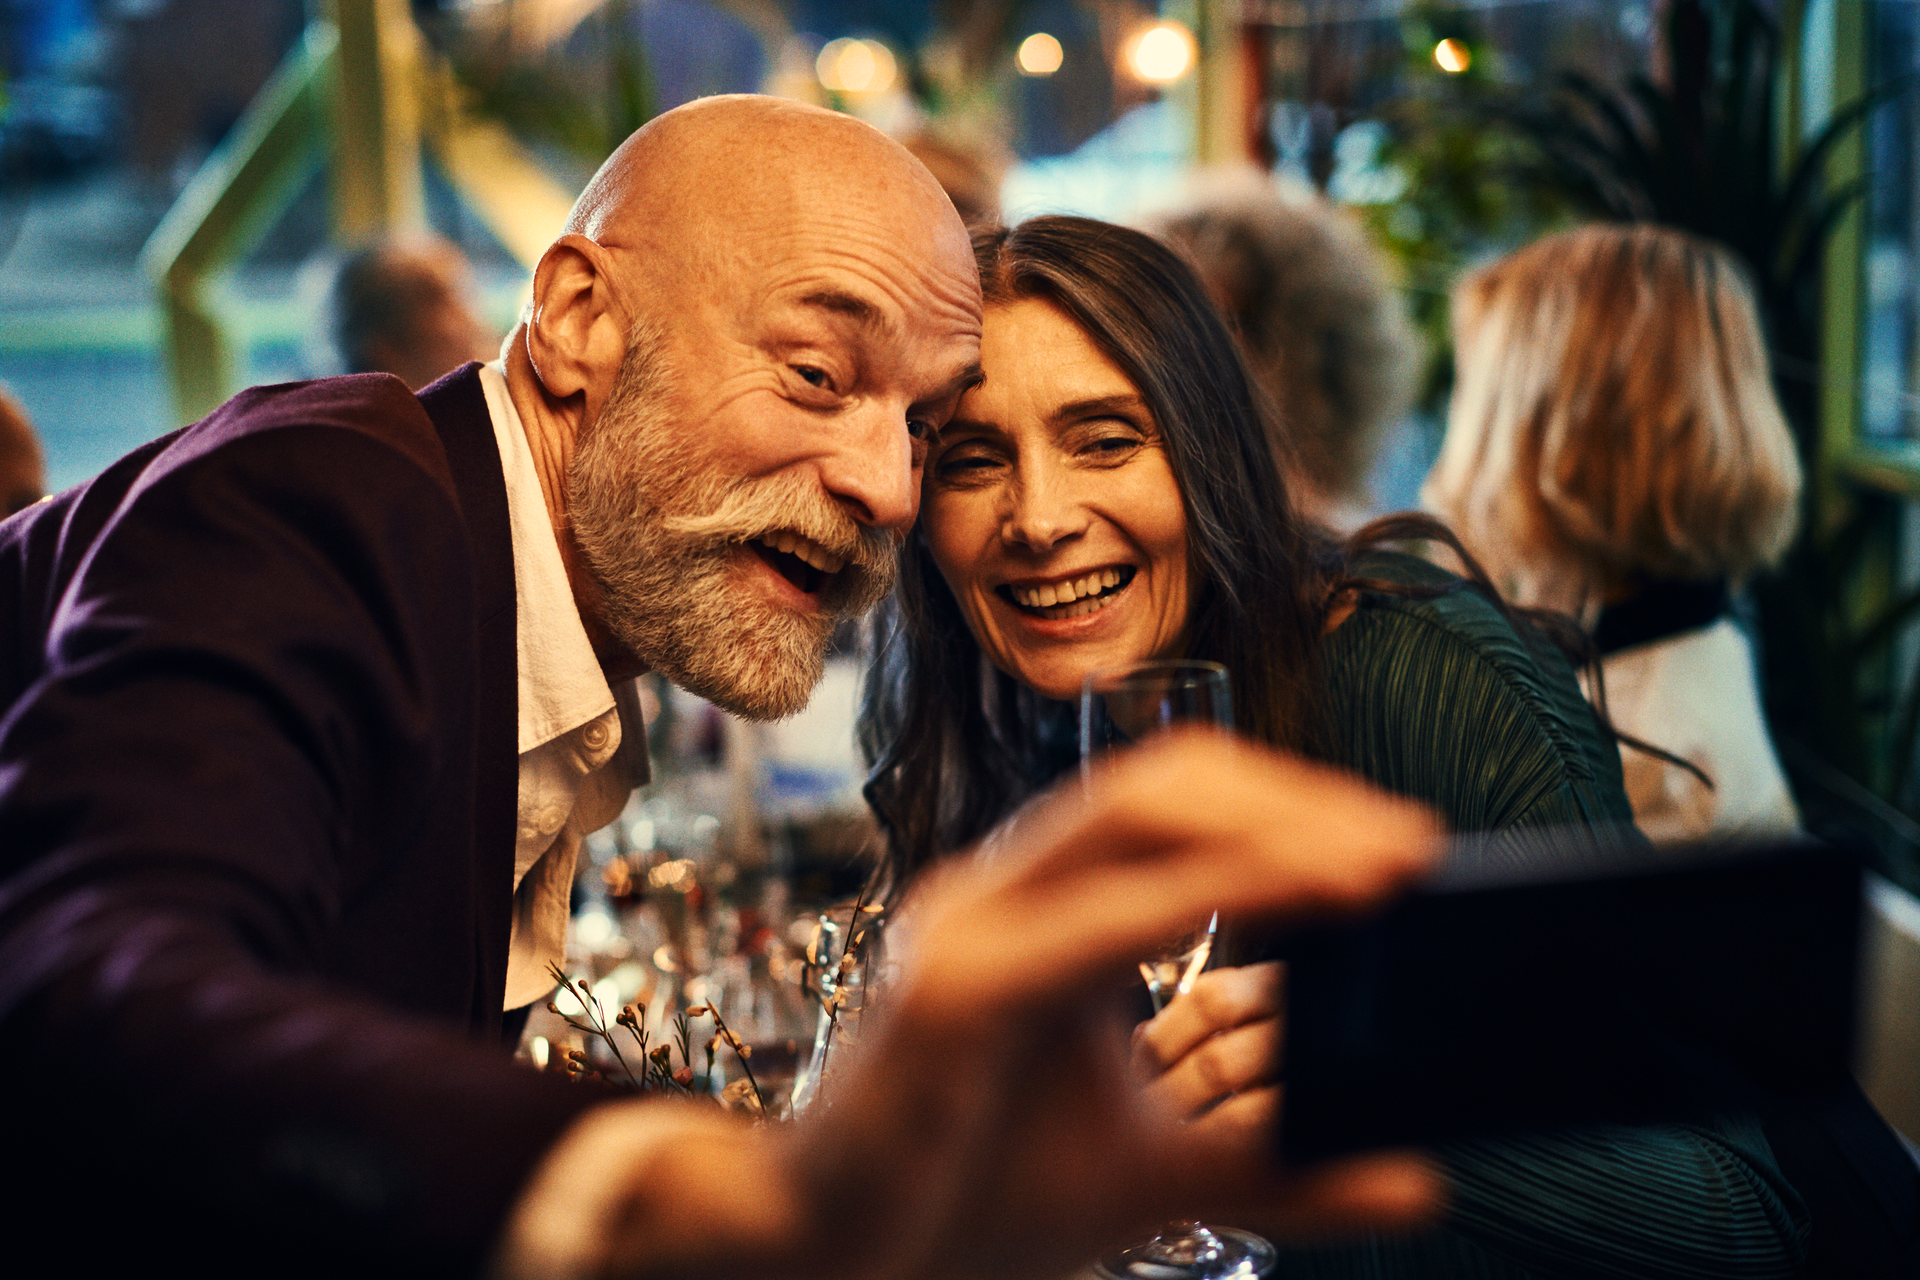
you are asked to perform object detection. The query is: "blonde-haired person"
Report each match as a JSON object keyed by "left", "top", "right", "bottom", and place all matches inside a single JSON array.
[{"left": 1425, "top": 222, "right": 1802, "bottom": 843}]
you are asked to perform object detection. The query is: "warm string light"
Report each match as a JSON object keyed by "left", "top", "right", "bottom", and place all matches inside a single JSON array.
[
  {"left": 1126, "top": 20, "right": 1195, "bottom": 85},
  {"left": 1433, "top": 37, "right": 1471, "bottom": 74},
  {"left": 1017, "top": 32, "right": 1064, "bottom": 77},
  {"left": 817, "top": 37, "right": 898, "bottom": 95}
]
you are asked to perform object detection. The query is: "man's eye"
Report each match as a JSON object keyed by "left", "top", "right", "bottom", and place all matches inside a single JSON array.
[
  {"left": 794, "top": 365, "right": 830, "bottom": 388},
  {"left": 907, "top": 417, "right": 934, "bottom": 441}
]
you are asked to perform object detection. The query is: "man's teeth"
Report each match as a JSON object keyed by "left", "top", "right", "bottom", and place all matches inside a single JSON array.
[
  {"left": 1011, "top": 568, "right": 1124, "bottom": 610},
  {"left": 763, "top": 530, "right": 846, "bottom": 574}
]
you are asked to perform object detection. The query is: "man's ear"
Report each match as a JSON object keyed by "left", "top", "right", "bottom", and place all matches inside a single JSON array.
[{"left": 525, "top": 234, "right": 628, "bottom": 419}]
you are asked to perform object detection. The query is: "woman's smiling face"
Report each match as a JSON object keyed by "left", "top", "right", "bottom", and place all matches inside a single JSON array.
[{"left": 922, "top": 297, "right": 1192, "bottom": 701}]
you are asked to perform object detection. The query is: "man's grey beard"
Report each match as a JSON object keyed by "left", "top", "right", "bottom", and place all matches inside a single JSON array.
[{"left": 566, "top": 330, "right": 898, "bottom": 720}]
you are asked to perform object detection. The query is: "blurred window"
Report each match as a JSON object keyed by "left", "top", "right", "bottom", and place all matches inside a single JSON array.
[{"left": 1864, "top": 0, "right": 1920, "bottom": 445}]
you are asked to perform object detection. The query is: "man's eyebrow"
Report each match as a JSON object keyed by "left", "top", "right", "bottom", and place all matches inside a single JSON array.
[
  {"left": 928, "top": 362, "right": 984, "bottom": 400},
  {"left": 798, "top": 290, "right": 885, "bottom": 328}
]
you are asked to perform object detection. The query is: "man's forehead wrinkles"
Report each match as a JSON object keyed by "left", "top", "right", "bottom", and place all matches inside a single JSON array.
[
  {"left": 759, "top": 253, "right": 976, "bottom": 336},
  {"left": 736, "top": 206, "right": 973, "bottom": 278},
  {"left": 920, "top": 269, "right": 986, "bottom": 326}
]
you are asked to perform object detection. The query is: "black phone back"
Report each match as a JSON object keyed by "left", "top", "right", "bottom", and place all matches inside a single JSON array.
[{"left": 1278, "top": 832, "right": 1863, "bottom": 1163}]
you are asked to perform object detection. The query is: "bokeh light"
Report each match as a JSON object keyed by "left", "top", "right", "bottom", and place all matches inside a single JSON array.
[
  {"left": 817, "top": 37, "right": 898, "bottom": 95},
  {"left": 1433, "top": 38, "right": 1471, "bottom": 74},
  {"left": 1017, "top": 32, "right": 1064, "bottom": 77},
  {"left": 1126, "top": 21, "right": 1196, "bottom": 85}
]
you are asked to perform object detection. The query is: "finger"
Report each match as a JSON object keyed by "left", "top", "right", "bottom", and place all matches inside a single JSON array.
[
  {"left": 1257, "top": 1152, "right": 1444, "bottom": 1240},
  {"left": 1134, "top": 962, "right": 1283, "bottom": 1073},
  {"left": 1188, "top": 1083, "right": 1280, "bottom": 1141},
  {"left": 991, "top": 733, "right": 1438, "bottom": 913},
  {"left": 1145, "top": 1017, "right": 1282, "bottom": 1118},
  {"left": 904, "top": 739, "right": 1438, "bottom": 1016},
  {"left": 1167, "top": 1136, "right": 1444, "bottom": 1244}
]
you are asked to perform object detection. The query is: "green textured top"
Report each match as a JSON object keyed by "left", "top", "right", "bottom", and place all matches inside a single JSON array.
[
  {"left": 1321, "top": 553, "right": 1634, "bottom": 837},
  {"left": 1276, "top": 553, "right": 1809, "bottom": 1279}
]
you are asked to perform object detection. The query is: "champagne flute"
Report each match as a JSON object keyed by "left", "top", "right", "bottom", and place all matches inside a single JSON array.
[{"left": 1081, "top": 660, "right": 1277, "bottom": 1280}]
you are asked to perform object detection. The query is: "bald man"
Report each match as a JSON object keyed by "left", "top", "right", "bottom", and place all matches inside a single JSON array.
[
  {"left": 0, "top": 97, "right": 1438, "bottom": 1278},
  {"left": 0, "top": 386, "right": 46, "bottom": 515}
]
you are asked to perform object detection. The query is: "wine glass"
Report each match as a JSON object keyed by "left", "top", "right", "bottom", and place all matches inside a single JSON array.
[{"left": 1081, "top": 660, "right": 1278, "bottom": 1280}]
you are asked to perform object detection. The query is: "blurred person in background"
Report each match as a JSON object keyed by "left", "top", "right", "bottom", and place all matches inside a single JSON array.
[
  {"left": 1425, "top": 223, "right": 1803, "bottom": 844},
  {"left": 1150, "top": 176, "right": 1420, "bottom": 531},
  {"left": 901, "top": 129, "right": 1006, "bottom": 227},
  {"left": 0, "top": 385, "right": 46, "bottom": 515},
  {"left": 328, "top": 233, "right": 498, "bottom": 391}
]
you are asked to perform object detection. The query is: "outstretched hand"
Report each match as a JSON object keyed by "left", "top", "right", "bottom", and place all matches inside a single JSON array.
[{"left": 502, "top": 732, "right": 1444, "bottom": 1280}]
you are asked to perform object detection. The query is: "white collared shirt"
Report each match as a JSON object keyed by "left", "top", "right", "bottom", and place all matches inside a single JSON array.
[{"left": 478, "top": 364, "right": 648, "bottom": 1010}]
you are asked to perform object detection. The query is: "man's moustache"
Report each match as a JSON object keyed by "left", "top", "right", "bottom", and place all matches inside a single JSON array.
[{"left": 660, "top": 480, "right": 898, "bottom": 594}]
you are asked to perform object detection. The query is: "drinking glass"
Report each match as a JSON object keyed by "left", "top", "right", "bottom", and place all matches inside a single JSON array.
[
  {"left": 1079, "top": 659, "right": 1234, "bottom": 758},
  {"left": 789, "top": 902, "right": 885, "bottom": 1116},
  {"left": 1081, "top": 660, "right": 1277, "bottom": 1280}
]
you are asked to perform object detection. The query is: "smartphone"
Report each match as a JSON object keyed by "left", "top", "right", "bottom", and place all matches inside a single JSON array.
[{"left": 1276, "top": 832, "right": 1863, "bottom": 1164}]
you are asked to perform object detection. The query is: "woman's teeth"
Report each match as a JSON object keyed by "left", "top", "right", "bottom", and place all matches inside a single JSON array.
[
  {"left": 1009, "top": 568, "right": 1128, "bottom": 618},
  {"left": 761, "top": 530, "right": 846, "bottom": 574},
  {"left": 1012, "top": 567, "right": 1123, "bottom": 608}
]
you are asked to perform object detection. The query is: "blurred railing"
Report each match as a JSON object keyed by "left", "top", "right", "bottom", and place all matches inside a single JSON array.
[{"left": 139, "top": 0, "right": 573, "bottom": 424}]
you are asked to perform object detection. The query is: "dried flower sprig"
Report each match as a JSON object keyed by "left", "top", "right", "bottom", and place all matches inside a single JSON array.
[
  {"left": 543, "top": 962, "right": 770, "bottom": 1113},
  {"left": 685, "top": 1001, "right": 766, "bottom": 1117},
  {"left": 545, "top": 962, "right": 643, "bottom": 1090}
]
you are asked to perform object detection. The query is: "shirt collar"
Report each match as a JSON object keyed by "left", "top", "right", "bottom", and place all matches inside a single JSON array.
[{"left": 477, "top": 362, "right": 617, "bottom": 752}]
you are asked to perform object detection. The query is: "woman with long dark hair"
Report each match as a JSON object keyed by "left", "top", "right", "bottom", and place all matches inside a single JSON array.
[{"left": 859, "top": 216, "right": 1808, "bottom": 1277}]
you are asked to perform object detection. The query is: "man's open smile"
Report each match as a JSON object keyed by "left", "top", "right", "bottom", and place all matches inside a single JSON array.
[{"left": 747, "top": 530, "right": 847, "bottom": 594}]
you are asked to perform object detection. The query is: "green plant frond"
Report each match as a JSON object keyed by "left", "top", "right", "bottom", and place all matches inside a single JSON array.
[
  {"left": 1718, "top": 0, "right": 1778, "bottom": 143},
  {"left": 1515, "top": 81, "right": 1652, "bottom": 217},
  {"left": 1778, "top": 175, "right": 1872, "bottom": 286},
  {"left": 1890, "top": 675, "right": 1920, "bottom": 813},
  {"left": 1773, "top": 76, "right": 1911, "bottom": 244},
  {"left": 1622, "top": 77, "right": 1703, "bottom": 207},
  {"left": 1526, "top": 114, "right": 1631, "bottom": 183},
  {"left": 1560, "top": 70, "right": 1659, "bottom": 172},
  {"left": 1783, "top": 77, "right": 1908, "bottom": 188},
  {"left": 1846, "top": 586, "right": 1920, "bottom": 663}
]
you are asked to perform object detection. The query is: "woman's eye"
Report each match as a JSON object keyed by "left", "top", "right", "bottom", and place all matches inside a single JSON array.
[
  {"left": 935, "top": 448, "right": 1002, "bottom": 479},
  {"left": 1084, "top": 433, "right": 1144, "bottom": 459}
]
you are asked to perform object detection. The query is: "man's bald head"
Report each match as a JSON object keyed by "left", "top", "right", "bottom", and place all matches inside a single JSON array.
[
  {"left": 564, "top": 94, "right": 962, "bottom": 260},
  {"left": 0, "top": 387, "right": 46, "bottom": 516}
]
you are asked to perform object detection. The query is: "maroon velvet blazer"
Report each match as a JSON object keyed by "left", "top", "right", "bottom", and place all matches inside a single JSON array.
[{"left": 0, "top": 365, "right": 598, "bottom": 1275}]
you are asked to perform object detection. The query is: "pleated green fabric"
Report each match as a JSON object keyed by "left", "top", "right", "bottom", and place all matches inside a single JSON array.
[
  {"left": 1264, "top": 553, "right": 1810, "bottom": 1279},
  {"left": 1321, "top": 554, "right": 1633, "bottom": 839}
]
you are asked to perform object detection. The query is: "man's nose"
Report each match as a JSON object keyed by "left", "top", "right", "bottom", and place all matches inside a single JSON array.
[{"left": 817, "top": 399, "right": 918, "bottom": 534}]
